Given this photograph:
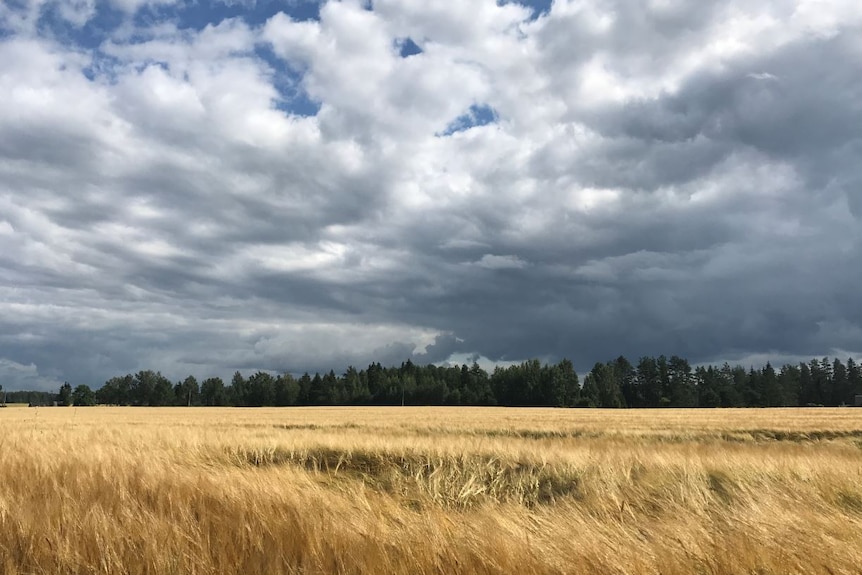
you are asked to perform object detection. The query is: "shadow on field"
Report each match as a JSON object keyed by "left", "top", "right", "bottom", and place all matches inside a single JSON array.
[{"left": 227, "top": 445, "right": 583, "bottom": 508}]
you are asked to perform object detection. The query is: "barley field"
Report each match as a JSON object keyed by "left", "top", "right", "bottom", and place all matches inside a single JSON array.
[{"left": 1, "top": 406, "right": 862, "bottom": 574}]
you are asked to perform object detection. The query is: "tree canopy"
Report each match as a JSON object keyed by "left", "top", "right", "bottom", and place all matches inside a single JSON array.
[{"left": 22, "top": 355, "right": 862, "bottom": 408}]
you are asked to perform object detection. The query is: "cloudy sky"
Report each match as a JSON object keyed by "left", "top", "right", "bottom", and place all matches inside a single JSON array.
[{"left": 1, "top": 0, "right": 861, "bottom": 390}]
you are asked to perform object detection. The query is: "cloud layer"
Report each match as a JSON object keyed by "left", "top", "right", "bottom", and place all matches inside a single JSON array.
[{"left": 1, "top": 0, "right": 861, "bottom": 390}]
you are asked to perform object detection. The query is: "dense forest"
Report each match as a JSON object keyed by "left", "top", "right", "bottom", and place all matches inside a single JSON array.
[{"left": 4, "top": 355, "right": 862, "bottom": 408}]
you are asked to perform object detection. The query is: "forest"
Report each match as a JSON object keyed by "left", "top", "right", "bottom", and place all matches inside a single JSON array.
[{"left": 5, "top": 355, "right": 861, "bottom": 408}]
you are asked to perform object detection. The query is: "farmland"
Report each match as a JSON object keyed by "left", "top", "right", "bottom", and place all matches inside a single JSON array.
[{"left": 1, "top": 406, "right": 862, "bottom": 574}]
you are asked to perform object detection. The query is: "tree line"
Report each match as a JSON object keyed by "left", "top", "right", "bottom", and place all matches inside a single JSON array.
[{"left": 8, "top": 355, "right": 862, "bottom": 408}]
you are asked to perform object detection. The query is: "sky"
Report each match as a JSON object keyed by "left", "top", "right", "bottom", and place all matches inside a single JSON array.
[{"left": 1, "top": 0, "right": 861, "bottom": 391}]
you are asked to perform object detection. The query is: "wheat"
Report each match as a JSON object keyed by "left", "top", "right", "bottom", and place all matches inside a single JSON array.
[{"left": 1, "top": 406, "right": 861, "bottom": 574}]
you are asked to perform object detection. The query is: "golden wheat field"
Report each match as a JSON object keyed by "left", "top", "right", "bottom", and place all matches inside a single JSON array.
[{"left": 2, "top": 406, "right": 862, "bottom": 575}]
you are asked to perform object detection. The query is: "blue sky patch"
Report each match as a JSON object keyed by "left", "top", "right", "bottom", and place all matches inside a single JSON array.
[
  {"left": 12, "top": 0, "right": 323, "bottom": 117},
  {"left": 499, "top": 0, "right": 553, "bottom": 21},
  {"left": 254, "top": 44, "right": 320, "bottom": 117},
  {"left": 34, "top": 1, "right": 125, "bottom": 49},
  {"left": 8, "top": 0, "right": 323, "bottom": 49},
  {"left": 439, "top": 104, "right": 498, "bottom": 136},
  {"left": 396, "top": 37, "right": 422, "bottom": 58},
  {"left": 82, "top": 52, "right": 124, "bottom": 83},
  {"left": 274, "top": 87, "right": 321, "bottom": 117},
  {"left": 137, "top": 0, "right": 322, "bottom": 33}
]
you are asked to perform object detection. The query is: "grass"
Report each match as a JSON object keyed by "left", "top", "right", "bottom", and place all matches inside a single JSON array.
[{"left": 1, "top": 407, "right": 862, "bottom": 574}]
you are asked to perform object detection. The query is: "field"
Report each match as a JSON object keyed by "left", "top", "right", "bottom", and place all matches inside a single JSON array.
[{"left": 1, "top": 407, "right": 862, "bottom": 574}]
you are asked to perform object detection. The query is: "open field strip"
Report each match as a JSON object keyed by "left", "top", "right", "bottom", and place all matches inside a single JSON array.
[{"left": 2, "top": 407, "right": 862, "bottom": 574}]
